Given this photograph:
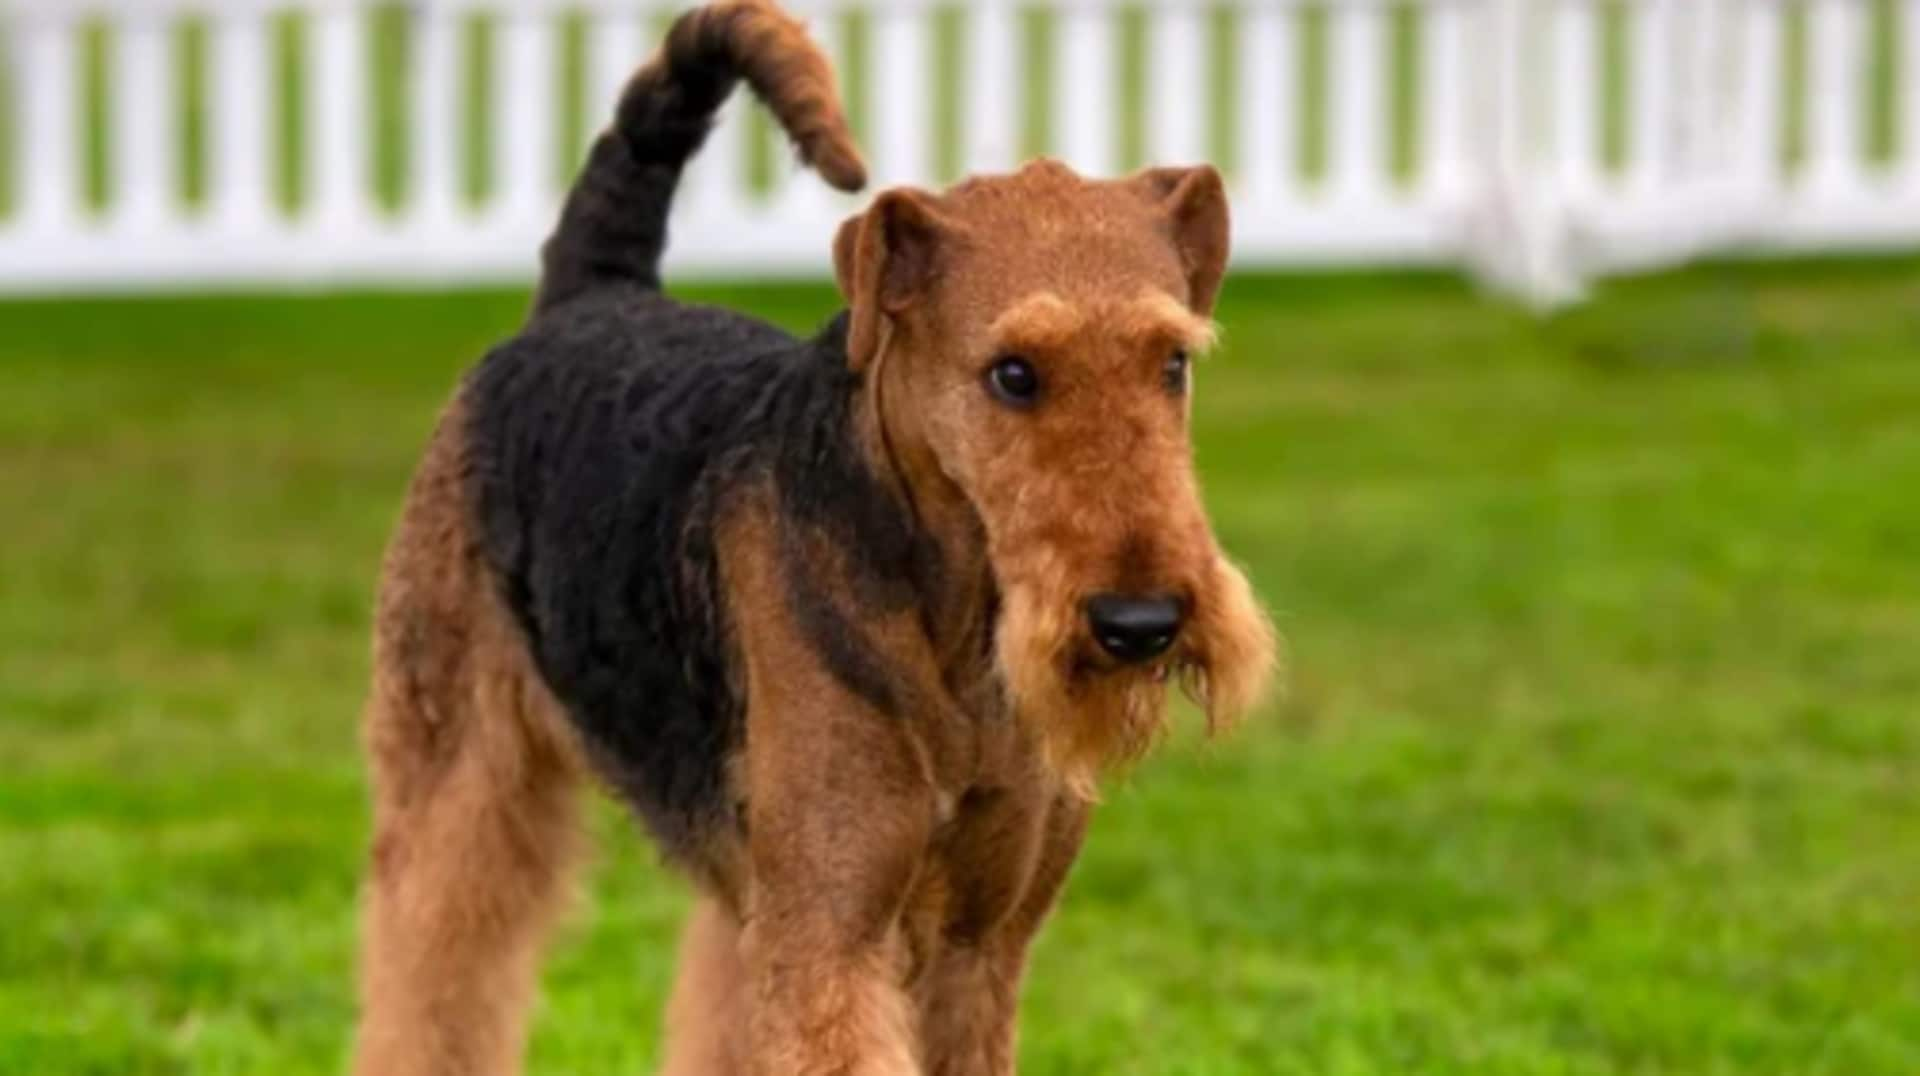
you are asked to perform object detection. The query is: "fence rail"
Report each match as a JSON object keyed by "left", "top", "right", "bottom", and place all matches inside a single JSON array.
[{"left": 2, "top": 0, "right": 1918, "bottom": 302}]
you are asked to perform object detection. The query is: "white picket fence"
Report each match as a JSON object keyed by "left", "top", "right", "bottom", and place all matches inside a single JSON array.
[{"left": 1, "top": 0, "right": 1917, "bottom": 302}]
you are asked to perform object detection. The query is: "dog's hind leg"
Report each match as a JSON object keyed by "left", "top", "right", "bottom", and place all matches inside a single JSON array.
[
  {"left": 352, "top": 668, "right": 582, "bottom": 1076},
  {"left": 659, "top": 897, "right": 749, "bottom": 1076},
  {"left": 351, "top": 412, "right": 586, "bottom": 1076}
]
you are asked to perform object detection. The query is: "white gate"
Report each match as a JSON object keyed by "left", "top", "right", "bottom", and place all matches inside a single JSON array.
[{"left": 1, "top": 0, "right": 1918, "bottom": 303}]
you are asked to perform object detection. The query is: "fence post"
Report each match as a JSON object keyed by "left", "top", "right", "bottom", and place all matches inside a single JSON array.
[
  {"left": 1906, "top": 0, "right": 1920, "bottom": 193},
  {"left": 1057, "top": 3, "right": 1117, "bottom": 175},
  {"left": 1626, "top": 0, "right": 1673, "bottom": 193},
  {"left": 1553, "top": 0, "right": 1600, "bottom": 200},
  {"left": 1467, "top": 0, "right": 1581, "bottom": 305},
  {"left": 16, "top": 11, "right": 81, "bottom": 234},
  {"left": 312, "top": 1, "right": 374, "bottom": 234},
  {"left": 1419, "top": 0, "right": 1467, "bottom": 203},
  {"left": 965, "top": 0, "right": 1020, "bottom": 172},
  {"left": 211, "top": 7, "right": 274, "bottom": 234},
  {"left": 1735, "top": 0, "right": 1785, "bottom": 202},
  {"left": 1329, "top": 0, "right": 1387, "bottom": 204},
  {"left": 1806, "top": 0, "right": 1865, "bottom": 194},
  {"left": 1687, "top": 0, "right": 1755, "bottom": 251},
  {"left": 115, "top": 10, "right": 176, "bottom": 233},
  {"left": 874, "top": 6, "right": 932, "bottom": 185},
  {"left": 588, "top": 4, "right": 648, "bottom": 138},
  {"left": 499, "top": 7, "right": 561, "bottom": 230},
  {"left": 410, "top": 1, "right": 462, "bottom": 229},
  {"left": 1680, "top": 0, "right": 1730, "bottom": 182},
  {"left": 1146, "top": 3, "right": 1207, "bottom": 165},
  {"left": 1238, "top": 4, "right": 1295, "bottom": 209}
]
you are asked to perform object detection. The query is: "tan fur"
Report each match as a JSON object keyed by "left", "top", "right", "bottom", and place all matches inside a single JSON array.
[
  {"left": 834, "top": 158, "right": 1279, "bottom": 798},
  {"left": 911, "top": 791, "right": 1090, "bottom": 1076},
  {"left": 722, "top": 500, "right": 932, "bottom": 1075},
  {"left": 653, "top": 0, "right": 865, "bottom": 191},
  {"left": 354, "top": 5, "right": 1275, "bottom": 1072},
  {"left": 987, "top": 292, "right": 1087, "bottom": 353},
  {"left": 660, "top": 899, "right": 749, "bottom": 1076},
  {"left": 1115, "top": 287, "right": 1221, "bottom": 354},
  {"left": 352, "top": 400, "right": 588, "bottom": 1076}
]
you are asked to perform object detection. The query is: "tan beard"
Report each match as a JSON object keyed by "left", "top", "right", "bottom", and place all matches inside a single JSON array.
[{"left": 992, "top": 553, "right": 1278, "bottom": 798}]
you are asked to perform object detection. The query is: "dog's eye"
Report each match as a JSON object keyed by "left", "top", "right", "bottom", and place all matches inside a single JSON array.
[
  {"left": 986, "top": 355, "right": 1041, "bottom": 408},
  {"left": 1163, "top": 349, "right": 1190, "bottom": 395}
]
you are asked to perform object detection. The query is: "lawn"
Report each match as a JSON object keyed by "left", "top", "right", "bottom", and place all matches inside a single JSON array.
[{"left": 2, "top": 260, "right": 1919, "bottom": 1074}]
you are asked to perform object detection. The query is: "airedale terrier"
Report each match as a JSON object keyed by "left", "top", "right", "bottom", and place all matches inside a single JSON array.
[{"left": 350, "top": 2, "right": 1276, "bottom": 1073}]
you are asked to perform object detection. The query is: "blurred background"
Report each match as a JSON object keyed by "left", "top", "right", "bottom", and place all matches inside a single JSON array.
[{"left": 3, "top": 0, "right": 1918, "bottom": 1072}]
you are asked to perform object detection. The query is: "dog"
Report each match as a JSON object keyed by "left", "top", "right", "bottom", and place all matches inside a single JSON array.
[{"left": 349, "top": 2, "right": 1276, "bottom": 1073}]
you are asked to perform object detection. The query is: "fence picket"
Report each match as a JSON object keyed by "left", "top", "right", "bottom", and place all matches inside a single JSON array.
[
  {"left": 1679, "top": 0, "right": 1729, "bottom": 178},
  {"left": 1239, "top": 5, "right": 1295, "bottom": 205},
  {"left": 589, "top": 6, "right": 648, "bottom": 124},
  {"left": 1329, "top": 0, "right": 1386, "bottom": 201},
  {"left": 211, "top": 9, "right": 273, "bottom": 230},
  {"left": 114, "top": 14, "right": 175, "bottom": 230},
  {"left": 18, "top": 14, "right": 81, "bottom": 231},
  {"left": 496, "top": 10, "right": 559, "bottom": 224},
  {"left": 1735, "top": 0, "right": 1785, "bottom": 197},
  {"left": 1419, "top": 0, "right": 1466, "bottom": 200},
  {"left": 1146, "top": 5, "right": 1206, "bottom": 165},
  {"left": 873, "top": 7, "right": 931, "bottom": 184},
  {"left": 1057, "top": 6, "right": 1116, "bottom": 175},
  {"left": 1907, "top": 0, "right": 1920, "bottom": 191},
  {"left": 1484, "top": 0, "right": 1525, "bottom": 181},
  {"left": 409, "top": 4, "right": 461, "bottom": 224},
  {"left": 964, "top": 1, "right": 1019, "bottom": 172},
  {"left": 1807, "top": 0, "right": 1865, "bottom": 191},
  {"left": 1555, "top": 0, "right": 1599, "bottom": 195},
  {"left": 212, "top": 8, "right": 276, "bottom": 231},
  {"left": 312, "top": 4, "right": 371, "bottom": 229},
  {"left": 1627, "top": 0, "right": 1673, "bottom": 189}
]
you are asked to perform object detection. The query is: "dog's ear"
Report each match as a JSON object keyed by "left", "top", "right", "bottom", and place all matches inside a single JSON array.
[
  {"left": 834, "top": 188, "right": 951, "bottom": 371},
  {"left": 1130, "top": 165, "right": 1231, "bottom": 316}
]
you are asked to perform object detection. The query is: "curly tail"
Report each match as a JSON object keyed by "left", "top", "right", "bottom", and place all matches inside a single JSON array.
[{"left": 534, "top": 0, "right": 866, "bottom": 310}]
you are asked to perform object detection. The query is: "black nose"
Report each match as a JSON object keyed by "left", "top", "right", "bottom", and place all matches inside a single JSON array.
[{"left": 1085, "top": 594, "right": 1185, "bottom": 663}]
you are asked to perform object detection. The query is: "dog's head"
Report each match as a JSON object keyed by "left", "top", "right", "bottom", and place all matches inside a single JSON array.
[{"left": 835, "top": 159, "right": 1278, "bottom": 793}]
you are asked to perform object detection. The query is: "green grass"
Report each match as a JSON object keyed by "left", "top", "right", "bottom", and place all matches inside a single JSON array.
[{"left": 4, "top": 260, "right": 1920, "bottom": 1074}]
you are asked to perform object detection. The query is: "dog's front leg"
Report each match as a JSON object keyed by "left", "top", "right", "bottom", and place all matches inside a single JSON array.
[
  {"left": 738, "top": 704, "right": 935, "bottom": 1076},
  {"left": 729, "top": 585, "right": 939, "bottom": 1076},
  {"left": 718, "top": 501, "right": 947, "bottom": 1075},
  {"left": 917, "top": 793, "right": 1091, "bottom": 1076}
]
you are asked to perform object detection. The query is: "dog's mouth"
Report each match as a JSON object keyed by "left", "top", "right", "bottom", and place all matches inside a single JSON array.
[{"left": 1065, "top": 637, "right": 1197, "bottom": 688}]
